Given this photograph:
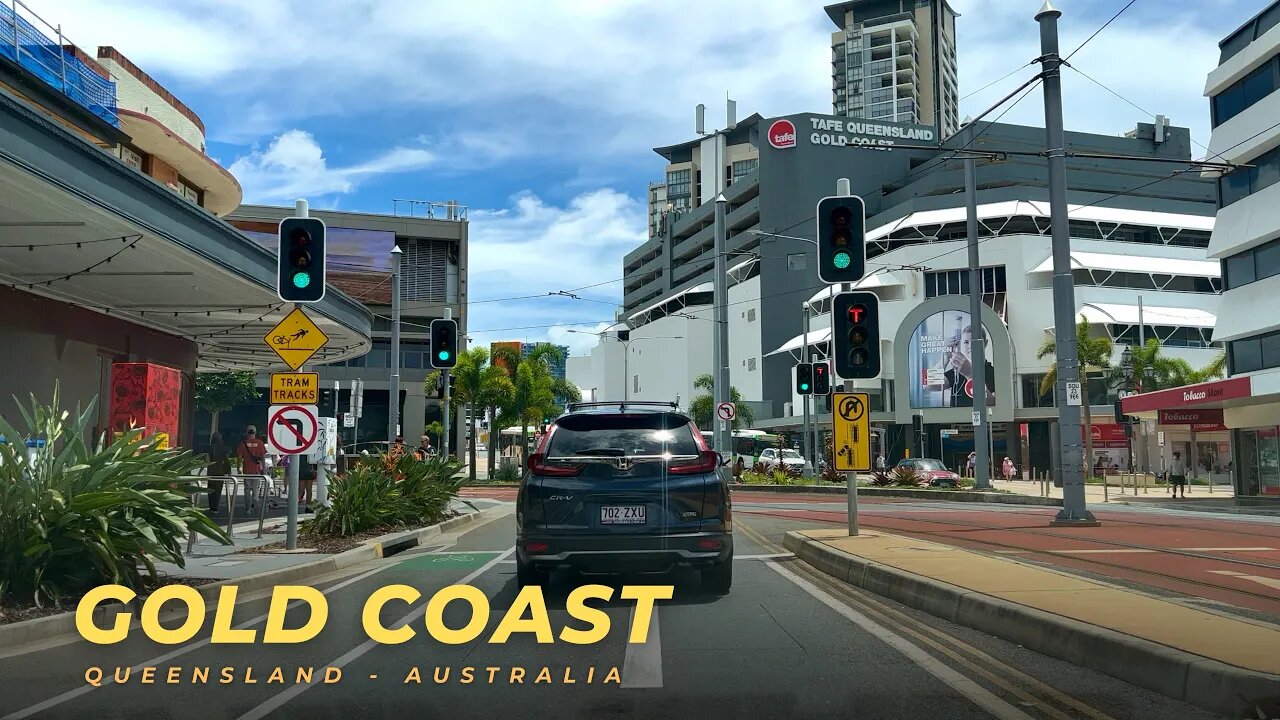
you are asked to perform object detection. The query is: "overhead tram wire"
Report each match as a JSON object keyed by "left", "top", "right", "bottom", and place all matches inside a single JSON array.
[
  {"left": 1063, "top": 0, "right": 1139, "bottom": 62},
  {"left": 1063, "top": 62, "right": 1212, "bottom": 155}
]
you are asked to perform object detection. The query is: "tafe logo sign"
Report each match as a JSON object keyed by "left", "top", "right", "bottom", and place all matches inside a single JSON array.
[{"left": 768, "top": 119, "right": 797, "bottom": 149}]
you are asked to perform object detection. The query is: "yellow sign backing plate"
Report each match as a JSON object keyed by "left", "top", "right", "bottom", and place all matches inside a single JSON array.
[
  {"left": 270, "top": 372, "right": 319, "bottom": 404},
  {"left": 264, "top": 307, "right": 330, "bottom": 371},
  {"left": 832, "top": 392, "right": 871, "bottom": 472}
]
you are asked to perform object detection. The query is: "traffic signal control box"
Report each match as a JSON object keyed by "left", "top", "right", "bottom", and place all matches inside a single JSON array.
[
  {"left": 812, "top": 362, "right": 831, "bottom": 395},
  {"left": 832, "top": 291, "right": 880, "bottom": 379},
  {"left": 277, "top": 217, "right": 326, "bottom": 302}
]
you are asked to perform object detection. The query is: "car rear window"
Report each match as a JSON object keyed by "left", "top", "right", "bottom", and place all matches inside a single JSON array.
[{"left": 546, "top": 413, "right": 699, "bottom": 458}]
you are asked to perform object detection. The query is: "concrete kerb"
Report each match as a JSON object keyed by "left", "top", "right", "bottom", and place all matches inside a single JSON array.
[
  {"left": 736, "top": 484, "right": 1063, "bottom": 506},
  {"left": 783, "top": 531, "right": 1280, "bottom": 717},
  {"left": 0, "top": 506, "right": 508, "bottom": 650}
]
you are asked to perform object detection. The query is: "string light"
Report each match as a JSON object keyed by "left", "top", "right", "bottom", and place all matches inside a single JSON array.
[{"left": 20, "top": 235, "right": 142, "bottom": 290}]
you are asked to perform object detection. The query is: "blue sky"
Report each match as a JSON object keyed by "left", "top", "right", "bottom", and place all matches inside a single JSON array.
[{"left": 42, "top": 0, "right": 1274, "bottom": 354}]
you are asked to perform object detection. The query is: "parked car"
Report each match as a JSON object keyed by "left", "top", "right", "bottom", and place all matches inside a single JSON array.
[
  {"left": 895, "top": 458, "right": 961, "bottom": 487},
  {"left": 516, "top": 401, "right": 734, "bottom": 593},
  {"left": 757, "top": 447, "right": 806, "bottom": 472}
]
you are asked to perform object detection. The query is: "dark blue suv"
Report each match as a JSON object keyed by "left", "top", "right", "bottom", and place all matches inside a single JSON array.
[{"left": 515, "top": 401, "right": 734, "bottom": 593}]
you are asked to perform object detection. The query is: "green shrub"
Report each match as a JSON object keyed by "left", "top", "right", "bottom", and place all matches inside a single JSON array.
[
  {"left": 890, "top": 466, "right": 924, "bottom": 487},
  {"left": 740, "top": 471, "right": 773, "bottom": 485},
  {"left": 0, "top": 388, "right": 228, "bottom": 607},
  {"left": 869, "top": 471, "right": 895, "bottom": 487},
  {"left": 820, "top": 466, "right": 844, "bottom": 484},
  {"left": 305, "top": 453, "right": 463, "bottom": 537},
  {"left": 488, "top": 461, "right": 522, "bottom": 483}
]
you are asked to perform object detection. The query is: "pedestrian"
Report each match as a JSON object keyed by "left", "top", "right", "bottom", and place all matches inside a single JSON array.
[
  {"left": 416, "top": 434, "right": 436, "bottom": 460},
  {"left": 236, "top": 425, "right": 268, "bottom": 509},
  {"left": 206, "top": 432, "right": 231, "bottom": 513},
  {"left": 875, "top": 454, "right": 887, "bottom": 472},
  {"left": 1002, "top": 456, "right": 1015, "bottom": 481},
  {"left": 298, "top": 453, "right": 315, "bottom": 512},
  {"left": 966, "top": 451, "right": 976, "bottom": 478},
  {"left": 1170, "top": 451, "right": 1188, "bottom": 499}
]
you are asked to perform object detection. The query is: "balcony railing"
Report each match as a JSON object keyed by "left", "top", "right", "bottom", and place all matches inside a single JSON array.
[
  {"left": 0, "top": 0, "right": 117, "bottom": 127},
  {"left": 391, "top": 199, "right": 468, "bottom": 221}
]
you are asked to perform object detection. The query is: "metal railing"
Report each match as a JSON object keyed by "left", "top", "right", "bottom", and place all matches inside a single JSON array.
[
  {"left": 391, "top": 199, "right": 468, "bottom": 221},
  {"left": 184, "top": 473, "right": 279, "bottom": 554},
  {"left": 0, "top": 0, "right": 118, "bottom": 126}
]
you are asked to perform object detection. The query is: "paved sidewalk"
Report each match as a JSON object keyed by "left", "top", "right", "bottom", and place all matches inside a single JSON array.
[{"left": 797, "top": 528, "right": 1280, "bottom": 673}]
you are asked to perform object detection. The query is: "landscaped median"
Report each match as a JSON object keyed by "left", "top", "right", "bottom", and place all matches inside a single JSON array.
[
  {"left": 733, "top": 484, "right": 1063, "bottom": 506},
  {"left": 0, "top": 505, "right": 508, "bottom": 649},
  {"left": 784, "top": 528, "right": 1280, "bottom": 717}
]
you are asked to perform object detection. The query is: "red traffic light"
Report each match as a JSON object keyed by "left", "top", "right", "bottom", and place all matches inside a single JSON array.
[{"left": 848, "top": 304, "right": 866, "bottom": 323}]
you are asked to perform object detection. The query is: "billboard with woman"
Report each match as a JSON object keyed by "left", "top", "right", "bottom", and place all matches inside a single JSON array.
[{"left": 908, "top": 310, "right": 997, "bottom": 409}]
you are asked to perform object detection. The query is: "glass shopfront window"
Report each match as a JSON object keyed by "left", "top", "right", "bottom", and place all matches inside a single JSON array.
[{"left": 1234, "top": 426, "right": 1280, "bottom": 496}]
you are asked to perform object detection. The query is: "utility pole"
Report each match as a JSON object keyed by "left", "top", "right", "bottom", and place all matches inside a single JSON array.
[
  {"left": 388, "top": 245, "right": 402, "bottom": 446},
  {"left": 965, "top": 158, "right": 991, "bottom": 490},
  {"left": 1037, "top": 1, "right": 1098, "bottom": 526}
]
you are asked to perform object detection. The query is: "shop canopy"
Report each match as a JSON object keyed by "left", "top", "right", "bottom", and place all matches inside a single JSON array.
[
  {"left": 1046, "top": 302, "right": 1217, "bottom": 331},
  {"left": 1029, "top": 251, "right": 1221, "bottom": 278},
  {"left": 766, "top": 327, "right": 832, "bottom": 357}
]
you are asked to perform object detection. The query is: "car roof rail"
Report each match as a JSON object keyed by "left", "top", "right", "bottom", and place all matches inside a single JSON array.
[{"left": 564, "top": 400, "right": 680, "bottom": 413}]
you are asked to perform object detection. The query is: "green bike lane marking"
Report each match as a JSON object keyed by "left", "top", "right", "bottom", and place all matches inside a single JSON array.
[{"left": 395, "top": 551, "right": 503, "bottom": 571}]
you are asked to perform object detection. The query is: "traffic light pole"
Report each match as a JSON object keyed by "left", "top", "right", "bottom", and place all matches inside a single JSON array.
[
  {"left": 964, "top": 158, "right": 991, "bottom": 490},
  {"left": 442, "top": 310, "right": 452, "bottom": 459},
  {"left": 1038, "top": 2, "right": 1098, "bottom": 526},
  {"left": 284, "top": 199, "right": 309, "bottom": 550},
  {"left": 713, "top": 194, "right": 731, "bottom": 455},
  {"left": 802, "top": 305, "right": 812, "bottom": 473},
  {"left": 388, "top": 245, "right": 402, "bottom": 447}
]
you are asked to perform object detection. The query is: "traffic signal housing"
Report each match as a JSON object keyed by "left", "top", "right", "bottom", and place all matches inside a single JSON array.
[
  {"left": 796, "top": 362, "right": 813, "bottom": 395},
  {"left": 832, "top": 291, "right": 880, "bottom": 379},
  {"left": 812, "top": 362, "right": 831, "bottom": 395},
  {"left": 277, "top": 217, "right": 326, "bottom": 302},
  {"left": 430, "top": 319, "right": 458, "bottom": 369},
  {"left": 816, "top": 195, "right": 866, "bottom": 284}
]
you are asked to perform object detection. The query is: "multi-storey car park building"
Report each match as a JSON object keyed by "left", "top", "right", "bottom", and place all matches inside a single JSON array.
[
  {"left": 570, "top": 111, "right": 1223, "bottom": 477},
  {"left": 828, "top": 0, "right": 960, "bottom": 139},
  {"left": 1123, "top": 0, "right": 1280, "bottom": 500}
]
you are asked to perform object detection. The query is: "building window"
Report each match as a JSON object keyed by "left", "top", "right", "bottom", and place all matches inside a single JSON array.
[
  {"left": 1021, "top": 374, "right": 1055, "bottom": 408},
  {"left": 1224, "top": 235, "right": 1280, "bottom": 289},
  {"left": 787, "top": 253, "right": 807, "bottom": 271},
  {"left": 925, "top": 267, "right": 1006, "bottom": 298},
  {"left": 1212, "top": 55, "right": 1280, "bottom": 127},
  {"left": 747, "top": 308, "right": 756, "bottom": 322},
  {"left": 1220, "top": 4, "right": 1280, "bottom": 64},
  {"left": 666, "top": 169, "right": 692, "bottom": 200},
  {"left": 1230, "top": 327, "right": 1280, "bottom": 374},
  {"left": 1218, "top": 144, "right": 1280, "bottom": 207},
  {"left": 731, "top": 159, "right": 758, "bottom": 182},
  {"left": 747, "top": 358, "right": 756, "bottom": 371},
  {"left": 633, "top": 375, "right": 640, "bottom": 394}
]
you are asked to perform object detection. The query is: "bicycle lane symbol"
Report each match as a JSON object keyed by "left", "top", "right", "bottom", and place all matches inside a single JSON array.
[{"left": 396, "top": 551, "right": 501, "bottom": 571}]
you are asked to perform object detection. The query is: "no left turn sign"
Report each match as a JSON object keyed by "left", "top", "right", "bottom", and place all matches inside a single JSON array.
[
  {"left": 268, "top": 404, "right": 319, "bottom": 455},
  {"left": 716, "top": 402, "right": 736, "bottom": 421}
]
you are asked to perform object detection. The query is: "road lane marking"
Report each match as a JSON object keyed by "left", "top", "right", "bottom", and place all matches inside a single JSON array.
[
  {"left": 1184, "top": 547, "right": 1276, "bottom": 552},
  {"left": 1208, "top": 570, "right": 1280, "bottom": 591},
  {"left": 735, "top": 553, "right": 794, "bottom": 560},
  {"left": 1, "top": 562, "right": 393, "bottom": 720},
  {"left": 235, "top": 547, "right": 515, "bottom": 720},
  {"left": 766, "top": 561, "right": 1035, "bottom": 720},
  {"left": 620, "top": 603, "right": 662, "bottom": 688}
]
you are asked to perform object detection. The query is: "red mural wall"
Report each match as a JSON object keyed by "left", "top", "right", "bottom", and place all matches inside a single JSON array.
[{"left": 109, "top": 362, "right": 181, "bottom": 447}]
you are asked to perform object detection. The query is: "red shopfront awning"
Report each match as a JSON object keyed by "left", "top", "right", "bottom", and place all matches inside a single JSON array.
[{"left": 1120, "top": 376, "right": 1253, "bottom": 415}]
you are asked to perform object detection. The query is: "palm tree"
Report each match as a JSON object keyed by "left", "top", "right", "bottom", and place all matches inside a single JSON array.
[
  {"left": 490, "top": 343, "right": 578, "bottom": 460},
  {"left": 689, "top": 373, "right": 754, "bottom": 431},
  {"left": 424, "top": 347, "right": 512, "bottom": 482},
  {"left": 1037, "top": 316, "right": 1113, "bottom": 476}
]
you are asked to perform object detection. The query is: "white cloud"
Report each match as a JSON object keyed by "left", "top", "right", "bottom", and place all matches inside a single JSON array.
[
  {"left": 462, "top": 190, "right": 643, "bottom": 350},
  {"left": 228, "top": 130, "right": 434, "bottom": 202},
  {"left": 547, "top": 322, "right": 614, "bottom": 356}
]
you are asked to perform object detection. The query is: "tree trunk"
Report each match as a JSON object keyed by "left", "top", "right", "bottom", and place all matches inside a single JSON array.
[
  {"left": 520, "top": 421, "right": 529, "bottom": 462},
  {"left": 210, "top": 410, "right": 220, "bottom": 442},
  {"left": 1083, "top": 398, "right": 1095, "bottom": 480}
]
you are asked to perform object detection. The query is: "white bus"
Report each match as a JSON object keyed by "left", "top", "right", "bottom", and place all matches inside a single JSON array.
[{"left": 701, "top": 429, "right": 785, "bottom": 466}]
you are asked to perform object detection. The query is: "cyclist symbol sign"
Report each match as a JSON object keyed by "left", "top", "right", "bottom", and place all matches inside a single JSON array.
[
  {"left": 267, "top": 404, "right": 318, "bottom": 455},
  {"left": 832, "top": 392, "right": 870, "bottom": 472}
]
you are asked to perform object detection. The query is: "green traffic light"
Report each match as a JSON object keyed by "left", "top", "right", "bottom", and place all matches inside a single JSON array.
[
  {"left": 833, "top": 251, "right": 852, "bottom": 270},
  {"left": 801, "top": 383, "right": 810, "bottom": 391},
  {"left": 437, "top": 350, "right": 451, "bottom": 361},
  {"left": 292, "top": 272, "right": 311, "bottom": 289}
]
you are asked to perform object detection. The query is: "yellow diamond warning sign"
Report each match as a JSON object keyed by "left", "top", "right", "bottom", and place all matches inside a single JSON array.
[
  {"left": 265, "top": 307, "right": 329, "bottom": 371},
  {"left": 270, "top": 372, "right": 319, "bottom": 404}
]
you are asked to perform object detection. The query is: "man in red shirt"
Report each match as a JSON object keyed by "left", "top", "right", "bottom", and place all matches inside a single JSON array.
[{"left": 237, "top": 425, "right": 267, "bottom": 475}]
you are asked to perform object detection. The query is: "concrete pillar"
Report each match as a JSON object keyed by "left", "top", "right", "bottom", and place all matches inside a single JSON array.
[{"left": 403, "top": 391, "right": 427, "bottom": 445}]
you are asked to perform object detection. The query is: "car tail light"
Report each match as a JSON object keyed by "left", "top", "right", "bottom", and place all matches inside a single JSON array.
[
  {"left": 697, "top": 539, "right": 722, "bottom": 550},
  {"left": 669, "top": 449, "right": 720, "bottom": 475},
  {"left": 527, "top": 453, "right": 583, "bottom": 477},
  {"left": 525, "top": 542, "right": 549, "bottom": 552}
]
